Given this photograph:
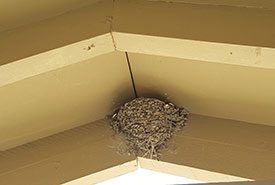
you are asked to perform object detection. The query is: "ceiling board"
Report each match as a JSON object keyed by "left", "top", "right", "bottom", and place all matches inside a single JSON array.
[{"left": 0, "top": 0, "right": 101, "bottom": 32}]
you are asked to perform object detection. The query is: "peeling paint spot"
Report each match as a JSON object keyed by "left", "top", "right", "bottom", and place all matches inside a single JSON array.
[
  {"left": 83, "top": 44, "right": 95, "bottom": 51},
  {"left": 110, "top": 32, "right": 117, "bottom": 49}
]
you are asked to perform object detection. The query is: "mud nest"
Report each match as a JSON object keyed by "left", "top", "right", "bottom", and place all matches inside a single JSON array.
[{"left": 111, "top": 97, "right": 189, "bottom": 160}]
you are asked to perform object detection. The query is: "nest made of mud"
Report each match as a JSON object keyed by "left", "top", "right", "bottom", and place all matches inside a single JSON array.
[{"left": 111, "top": 97, "right": 188, "bottom": 160}]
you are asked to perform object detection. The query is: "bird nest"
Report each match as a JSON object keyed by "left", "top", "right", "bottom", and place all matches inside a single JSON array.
[{"left": 111, "top": 97, "right": 188, "bottom": 160}]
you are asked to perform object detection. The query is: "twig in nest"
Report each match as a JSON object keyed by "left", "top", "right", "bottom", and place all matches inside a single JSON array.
[{"left": 150, "top": 145, "right": 155, "bottom": 159}]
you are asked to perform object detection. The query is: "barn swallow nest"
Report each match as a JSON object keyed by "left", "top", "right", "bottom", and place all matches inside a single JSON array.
[{"left": 111, "top": 97, "right": 189, "bottom": 160}]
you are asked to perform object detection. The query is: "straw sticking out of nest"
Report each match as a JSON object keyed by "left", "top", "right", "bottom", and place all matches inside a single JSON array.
[{"left": 110, "top": 97, "right": 189, "bottom": 160}]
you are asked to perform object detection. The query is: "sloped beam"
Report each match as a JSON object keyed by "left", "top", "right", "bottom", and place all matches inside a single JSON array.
[
  {"left": 139, "top": 114, "right": 275, "bottom": 181},
  {"left": 0, "top": 119, "right": 137, "bottom": 185},
  {"left": 0, "top": 51, "right": 135, "bottom": 150},
  {"left": 0, "top": 0, "right": 113, "bottom": 66}
]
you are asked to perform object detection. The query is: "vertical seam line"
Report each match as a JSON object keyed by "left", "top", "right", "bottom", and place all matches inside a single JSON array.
[{"left": 125, "top": 52, "right": 138, "bottom": 98}]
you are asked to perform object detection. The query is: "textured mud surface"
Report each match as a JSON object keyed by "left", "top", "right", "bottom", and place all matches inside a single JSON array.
[{"left": 111, "top": 97, "right": 188, "bottom": 160}]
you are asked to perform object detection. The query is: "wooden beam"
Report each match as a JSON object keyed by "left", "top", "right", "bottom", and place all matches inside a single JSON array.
[
  {"left": 138, "top": 114, "right": 275, "bottom": 181},
  {"left": 0, "top": 0, "right": 113, "bottom": 66},
  {"left": 113, "top": 32, "right": 275, "bottom": 69},
  {"left": 139, "top": 157, "right": 251, "bottom": 183},
  {"left": 0, "top": 51, "right": 135, "bottom": 151},
  {"left": 0, "top": 119, "right": 137, "bottom": 185},
  {"left": 0, "top": 34, "right": 114, "bottom": 87},
  {"left": 160, "top": 114, "right": 275, "bottom": 180}
]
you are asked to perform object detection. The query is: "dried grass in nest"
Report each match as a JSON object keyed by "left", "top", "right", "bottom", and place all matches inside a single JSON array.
[{"left": 111, "top": 97, "right": 189, "bottom": 160}]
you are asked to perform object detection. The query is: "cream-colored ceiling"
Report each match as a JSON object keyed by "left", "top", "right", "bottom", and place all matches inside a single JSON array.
[{"left": 0, "top": 0, "right": 100, "bottom": 32}]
